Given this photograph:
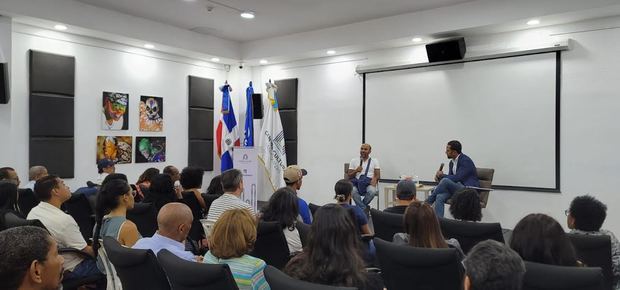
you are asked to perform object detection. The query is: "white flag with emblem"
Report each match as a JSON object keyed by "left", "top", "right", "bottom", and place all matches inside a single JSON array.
[{"left": 259, "top": 82, "right": 287, "bottom": 190}]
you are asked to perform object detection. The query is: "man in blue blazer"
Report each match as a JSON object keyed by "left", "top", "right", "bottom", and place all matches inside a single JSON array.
[{"left": 426, "top": 140, "right": 479, "bottom": 217}]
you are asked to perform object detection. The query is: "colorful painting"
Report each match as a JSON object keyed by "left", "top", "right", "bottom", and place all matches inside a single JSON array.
[
  {"left": 102, "top": 91, "right": 129, "bottom": 130},
  {"left": 139, "top": 95, "right": 163, "bottom": 131},
  {"left": 135, "top": 137, "right": 166, "bottom": 163},
  {"left": 96, "top": 136, "right": 132, "bottom": 164}
]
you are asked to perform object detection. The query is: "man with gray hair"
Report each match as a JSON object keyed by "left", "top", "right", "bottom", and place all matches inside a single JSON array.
[
  {"left": 25, "top": 165, "right": 48, "bottom": 190},
  {"left": 206, "top": 168, "right": 255, "bottom": 223},
  {"left": 383, "top": 179, "right": 417, "bottom": 214},
  {"left": 463, "top": 240, "right": 525, "bottom": 290}
]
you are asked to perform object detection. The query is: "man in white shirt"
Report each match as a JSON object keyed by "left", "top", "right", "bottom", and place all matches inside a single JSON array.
[
  {"left": 206, "top": 168, "right": 255, "bottom": 223},
  {"left": 96, "top": 159, "right": 115, "bottom": 184},
  {"left": 347, "top": 143, "right": 381, "bottom": 211},
  {"left": 27, "top": 175, "right": 102, "bottom": 282}
]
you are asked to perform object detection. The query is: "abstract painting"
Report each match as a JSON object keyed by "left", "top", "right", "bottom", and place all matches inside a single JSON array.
[
  {"left": 96, "top": 136, "right": 132, "bottom": 164},
  {"left": 102, "top": 91, "right": 129, "bottom": 130},
  {"left": 135, "top": 136, "right": 166, "bottom": 163},
  {"left": 139, "top": 95, "right": 163, "bottom": 131}
]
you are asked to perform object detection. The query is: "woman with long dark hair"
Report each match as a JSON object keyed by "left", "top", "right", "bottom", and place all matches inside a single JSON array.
[
  {"left": 92, "top": 179, "right": 141, "bottom": 273},
  {"left": 0, "top": 180, "right": 21, "bottom": 214},
  {"left": 143, "top": 174, "right": 180, "bottom": 211},
  {"left": 285, "top": 204, "right": 383, "bottom": 290},
  {"left": 510, "top": 213, "right": 580, "bottom": 266},
  {"left": 260, "top": 187, "right": 302, "bottom": 254}
]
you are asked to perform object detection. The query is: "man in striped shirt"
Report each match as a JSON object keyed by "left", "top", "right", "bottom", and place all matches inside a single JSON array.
[{"left": 207, "top": 168, "right": 256, "bottom": 223}]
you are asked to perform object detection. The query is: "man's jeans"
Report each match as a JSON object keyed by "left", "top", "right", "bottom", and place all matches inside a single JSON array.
[
  {"left": 352, "top": 185, "right": 378, "bottom": 210},
  {"left": 63, "top": 258, "right": 104, "bottom": 289},
  {"left": 425, "top": 178, "right": 464, "bottom": 217}
]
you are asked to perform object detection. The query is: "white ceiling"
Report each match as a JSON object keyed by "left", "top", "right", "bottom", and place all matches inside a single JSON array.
[{"left": 75, "top": 0, "right": 474, "bottom": 42}]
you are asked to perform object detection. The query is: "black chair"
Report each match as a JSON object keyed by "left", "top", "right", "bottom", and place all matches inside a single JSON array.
[
  {"left": 127, "top": 202, "right": 158, "bottom": 237},
  {"left": 201, "top": 193, "right": 222, "bottom": 216},
  {"left": 309, "top": 203, "right": 320, "bottom": 217},
  {"left": 250, "top": 221, "right": 291, "bottom": 270},
  {"left": 264, "top": 265, "right": 357, "bottom": 290},
  {"left": 370, "top": 209, "right": 403, "bottom": 242},
  {"left": 181, "top": 191, "right": 206, "bottom": 242},
  {"left": 568, "top": 233, "right": 613, "bottom": 290},
  {"left": 0, "top": 210, "right": 46, "bottom": 231},
  {"left": 103, "top": 237, "right": 170, "bottom": 290},
  {"left": 63, "top": 194, "right": 95, "bottom": 242},
  {"left": 523, "top": 261, "right": 604, "bottom": 290},
  {"left": 17, "top": 188, "right": 39, "bottom": 216},
  {"left": 158, "top": 249, "right": 238, "bottom": 290},
  {"left": 438, "top": 218, "right": 504, "bottom": 254},
  {"left": 374, "top": 238, "right": 463, "bottom": 290},
  {"left": 297, "top": 221, "right": 311, "bottom": 248}
]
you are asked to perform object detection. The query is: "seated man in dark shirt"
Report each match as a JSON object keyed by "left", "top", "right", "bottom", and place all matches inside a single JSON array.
[{"left": 384, "top": 179, "right": 417, "bottom": 214}]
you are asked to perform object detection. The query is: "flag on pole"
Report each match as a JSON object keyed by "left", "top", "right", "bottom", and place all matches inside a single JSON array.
[
  {"left": 216, "top": 84, "right": 240, "bottom": 171},
  {"left": 259, "top": 81, "right": 287, "bottom": 190},
  {"left": 243, "top": 82, "right": 254, "bottom": 147}
]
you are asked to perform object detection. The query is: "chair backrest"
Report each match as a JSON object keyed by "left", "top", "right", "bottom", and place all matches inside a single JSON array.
[
  {"left": 308, "top": 203, "right": 320, "bottom": 217},
  {"left": 102, "top": 237, "right": 170, "bottom": 290},
  {"left": 438, "top": 218, "right": 504, "bottom": 254},
  {"left": 370, "top": 209, "right": 404, "bottom": 242},
  {"left": 374, "top": 238, "right": 463, "bottom": 290},
  {"left": 296, "top": 222, "right": 311, "bottom": 248},
  {"left": 249, "top": 221, "right": 291, "bottom": 270},
  {"left": 158, "top": 249, "right": 238, "bottom": 290},
  {"left": 63, "top": 193, "right": 95, "bottom": 242},
  {"left": 17, "top": 188, "right": 39, "bottom": 216},
  {"left": 568, "top": 234, "right": 613, "bottom": 290},
  {"left": 0, "top": 210, "right": 46, "bottom": 231},
  {"left": 127, "top": 202, "right": 158, "bottom": 237},
  {"left": 264, "top": 265, "right": 357, "bottom": 290},
  {"left": 97, "top": 239, "right": 122, "bottom": 290},
  {"left": 201, "top": 193, "right": 222, "bottom": 216},
  {"left": 181, "top": 191, "right": 205, "bottom": 241},
  {"left": 475, "top": 167, "right": 494, "bottom": 208},
  {"left": 523, "top": 261, "right": 604, "bottom": 290}
]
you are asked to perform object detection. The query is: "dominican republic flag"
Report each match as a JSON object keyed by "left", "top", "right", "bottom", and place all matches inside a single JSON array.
[
  {"left": 259, "top": 81, "right": 287, "bottom": 190},
  {"left": 216, "top": 84, "right": 240, "bottom": 171},
  {"left": 243, "top": 82, "right": 254, "bottom": 147}
]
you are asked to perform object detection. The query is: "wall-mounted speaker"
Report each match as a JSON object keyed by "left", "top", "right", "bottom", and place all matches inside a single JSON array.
[
  {"left": 426, "top": 38, "right": 466, "bottom": 63},
  {"left": 252, "top": 93, "right": 263, "bottom": 119},
  {"left": 0, "top": 63, "right": 9, "bottom": 104}
]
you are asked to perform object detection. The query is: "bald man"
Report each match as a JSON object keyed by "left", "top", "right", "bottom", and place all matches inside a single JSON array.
[
  {"left": 25, "top": 166, "right": 48, "bottom": 190},
  {"left": 132, "top": 202, "right": 202, "bottom": 262}
]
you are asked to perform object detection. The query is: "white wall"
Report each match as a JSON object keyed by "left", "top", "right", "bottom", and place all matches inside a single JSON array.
[
  {"left": 253, "top": 16, "right": 620, "bottom": 235},
  {"left": 2, "top": 25, "right": 235, "bottom": 190}
]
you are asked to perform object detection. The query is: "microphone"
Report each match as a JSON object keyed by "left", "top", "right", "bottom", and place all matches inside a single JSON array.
[{"left": 439, "top": 163, "right": 444, "bottom": 172}]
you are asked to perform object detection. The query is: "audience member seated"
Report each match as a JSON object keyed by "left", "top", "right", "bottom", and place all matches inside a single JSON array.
[
  {"left": 207, "top": 169, "right": 255, "bottom": 223},
  {"left": 101, "top": 173, "right": 129, "bottom": 186},
  {"left": 334, "top": 179, "right": 373, "bottom": 236},
  {"left": 143, "top": 173, "right": 180, "bottom": 211},
  {"left": 384, "top": 179, "right": 417, "bottom": 214},
  {"left": 567, "top": 195, "right": 620, "bottom": 289},
  {"left": 25, "top": 166, "right": 48, "bottom": 190},
  {"left": 134, "top": 167, "right": 160, "bottom": 202},
  {"left": 463, "top": 240, "right": 525, "bottom": 290},
  {"left": 0, "top": 180, "right": 23, "bottom": 215},
  {"left": 393, "top": 201, "right": 465, "bottom": 260},
  {"left": 510, "top": 213, "right": 580, "bottom": 266},
  {"left": 163, "top": 165, "right": 182, "bottom": 195},
  {"left": 180, "top": 166, "right": 207, "bottom": 209},
  {"left": 0, "top": 166, "right": 20, "bottom": 186},
  {"left": 285, "top": 204, "right": 383, "bottom": 290},
  {"left": 133, "top": 202, "right": 202, "bottom": 262},
  {"left": 96, "top": 159, "right": 115, "bottom": 185},
  {"left": 260, "top": 187, "right": 303, "bottom": 254},
  {"left": 27, "top": 175, "right": 103, "bottom": 281},
  {"left": 203, "top": 209, "right": 270, "bottom": 290},
  {"left": 449, "top": 188, "right": 482, "bottom": 222},
  {"left": 283, "top": 165, "right": 312, "bottom": 224},
  {"left": 205, "top": 174, "right": 224, "bottom": 195},
  {"left": 0, "top": 226, "right": 65, "bottom": 290},
  {"left": 92, "top": 179, "right": 141, "bottom": 273}
]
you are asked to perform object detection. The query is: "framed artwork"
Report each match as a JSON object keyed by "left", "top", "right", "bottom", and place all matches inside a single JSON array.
[
  {"left": 96, "top": 136, "right": 132, "bottom": 164},
  {"left": 135, "top": 136, "right": 166, "bottom": 163},
  {"left": 102, "top": 91, "right": 129, "bottom": 130},
  {"left": 139, "top": 95, "right": 163, "bottom": 131}
]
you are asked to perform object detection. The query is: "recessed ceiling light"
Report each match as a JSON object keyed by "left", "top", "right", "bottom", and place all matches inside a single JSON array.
[
  {"left": 259, "top": 59, "right": 268, "bottom": 65},
  {"left": 240, "top": 11, "right": 255, "bottom": 19},
  {"left": 211, "top": 57, "right": 220, "bottom": 62},
  {"left": 527, "top": 19, "right": 540, "bottom": 26},
  {"left": 144, "top": 44, "right": 155, "bottom": 49},
  {"left": 326, "top": 50, "right": 336, "bottom": 55},
  {"left": 412, "top": 37, "right": 423, "bottom": 42},
  {"left": 54, "top": 24, "right": 67, "bottom": 31}
]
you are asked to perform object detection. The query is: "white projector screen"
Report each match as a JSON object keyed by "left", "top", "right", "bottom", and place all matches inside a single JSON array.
[{"left": 365, "top": 52, "right": 558, "bottom": 190}]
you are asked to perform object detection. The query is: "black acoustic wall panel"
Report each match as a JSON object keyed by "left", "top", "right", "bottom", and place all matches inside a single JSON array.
[
  {"left": 29, "top": 50, "right": 75, "bottom": 178},
  {"left": 0, "top": 63, "right": 9, "bottom": 104},
  {"left": 252, "top": 93, "right": 263, "bottom": 119},
  {"left": 275, "top": 78, "right": 298, "bottom": 165},
  {"left": 188, "top": 76, "right": 214, "bottom": 171}
]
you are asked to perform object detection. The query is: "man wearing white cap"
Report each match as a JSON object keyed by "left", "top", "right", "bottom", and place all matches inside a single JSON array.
[{"left": 283, "top": 165, "right": 312, "bottom": 224}]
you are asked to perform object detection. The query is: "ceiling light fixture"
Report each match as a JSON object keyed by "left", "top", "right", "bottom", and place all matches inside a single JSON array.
[
  {"left": 527, "top": 19, "right": 540, "bottom": 26},
  {"left": 412, "top": 37, "right": 423, "bottom": 42},
  {"left": 259, "top": 59, "right": 268, "bottom": 65},
  {"left": 144, "top": 44, "right": 155, "bottom": 49},
  {"left": 207, "top": 0, "right": 255, "bottom": 19},
  {"left": 326, "top": 50, "right": 336, "bottom": 55},
  {"left": 240, "top": 11, "right": 255, "bottom": 19},
  {"left": 54, "top": 24, "right": 67, "bottom": 31},
  {"left": 211, "top": 57, "right": 220, "bottom": 62}
]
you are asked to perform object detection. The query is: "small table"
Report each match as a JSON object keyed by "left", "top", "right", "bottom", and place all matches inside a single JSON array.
[{"left": 383, "top": 184, "right": 434, "bottom": 207}]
